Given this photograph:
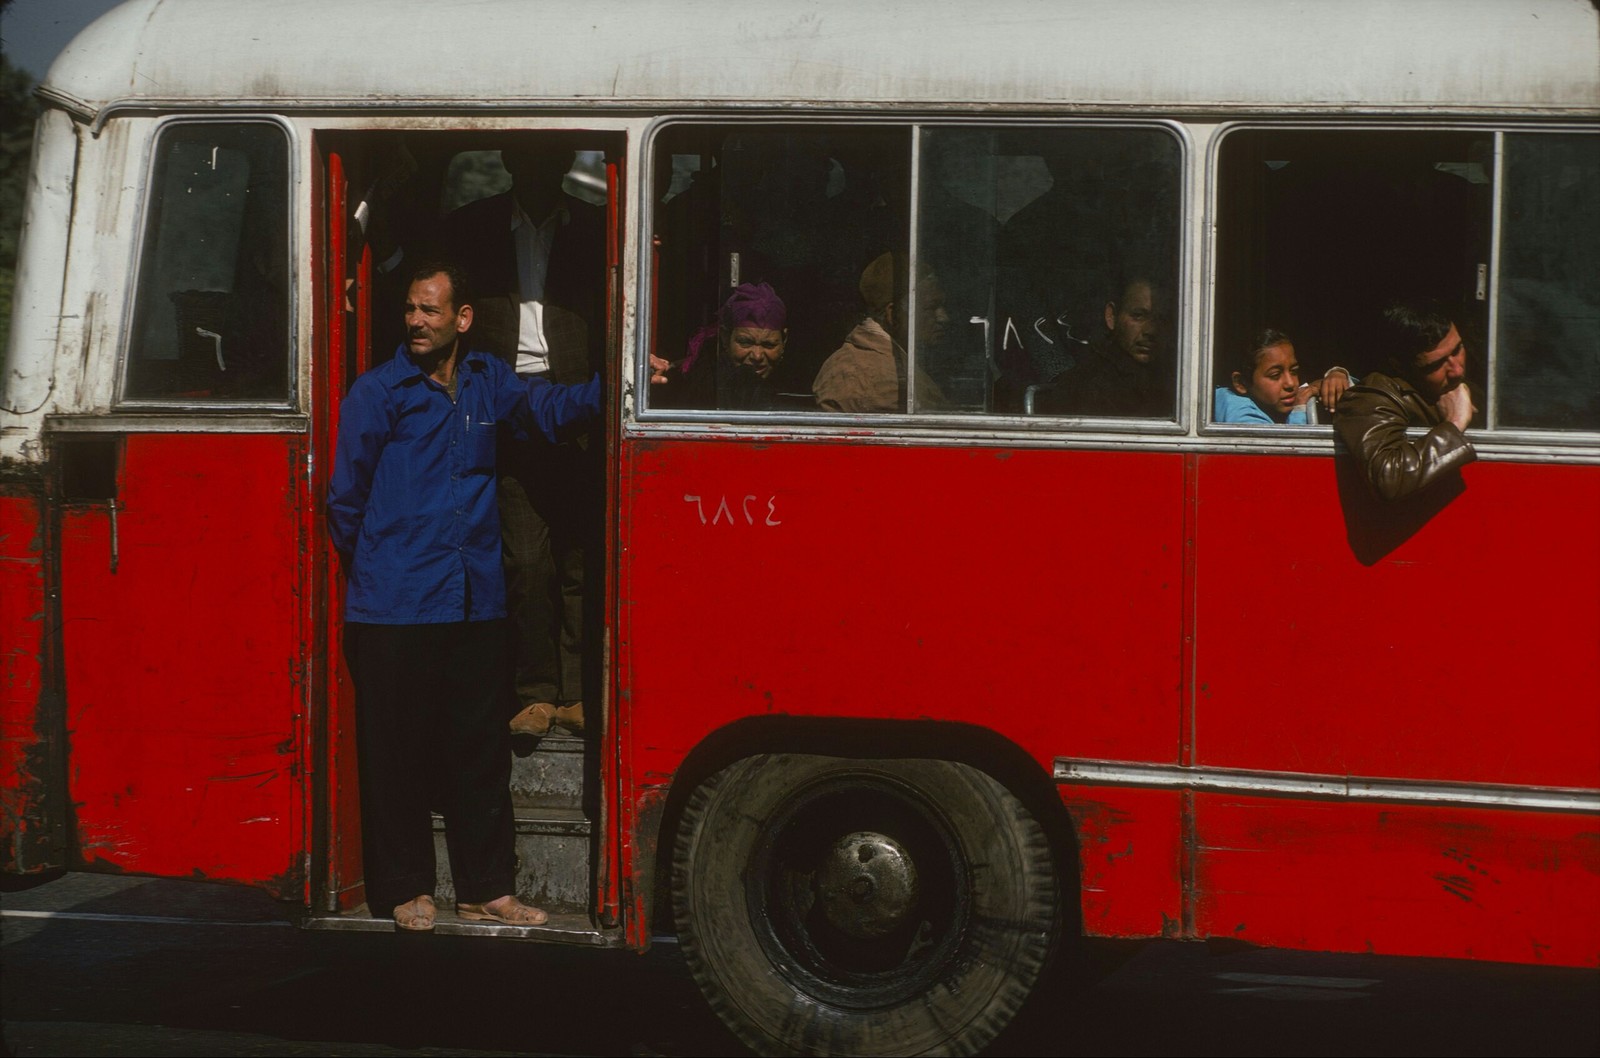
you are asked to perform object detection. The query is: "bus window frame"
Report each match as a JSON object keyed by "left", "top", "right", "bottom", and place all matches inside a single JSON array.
[
  {"left": 634, "top": 114, "right": 1195, "bottom": 439},
  {"left": 114, "top": 114, "right": 301, "bottom": 414},
  {"left": 1487, "top": 125, "right": 1600, "bottom": 441},
  {"left": 1201, "top": 119, "right": 1600, "bottom": 450}
]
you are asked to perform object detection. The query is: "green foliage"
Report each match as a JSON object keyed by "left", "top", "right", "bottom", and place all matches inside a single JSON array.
[
  {"left": 1, "top": 53, "right": 39, "bottom": 265},
  {"left": 1, "top": 52, "right": 40, "bottom": 339}
]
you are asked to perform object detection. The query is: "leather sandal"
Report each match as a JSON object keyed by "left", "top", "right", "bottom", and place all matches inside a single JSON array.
[
  {"left": 393, "top": 894, "right": 436, "bottom": 932},
  {"left": 551, "top": 701, "right": 584, "bottom": 734},
  {"left": 510, "top": 701, "right": 584, "bottom": 737},
  {"left": 509, "top": 702, "right": 557, "bottom": 737},
  {"left": 457, "top": 896, "right": 549, "bottom": 926}
]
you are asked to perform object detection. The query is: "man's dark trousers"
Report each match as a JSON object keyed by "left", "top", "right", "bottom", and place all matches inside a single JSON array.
[{"left": 346, "top": 619, "right": 517, "bottom": 913}]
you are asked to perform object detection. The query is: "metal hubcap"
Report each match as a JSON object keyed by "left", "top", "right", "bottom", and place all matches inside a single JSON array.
[{"left": 817, "top": 830, "right": 919, "bottom": 939}]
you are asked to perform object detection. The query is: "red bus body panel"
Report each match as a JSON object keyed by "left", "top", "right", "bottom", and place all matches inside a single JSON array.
[
  {"left": 1192, "top": 796, "right": 1600, "bottom": 966},
  {"left": 617, "top": 436, "right": 1600, "bottom": 966},
  {"left": 1189, "top": 453, "right": 1600, "bottom": 964},
  {"left": 1194, "top": 454, "right": 1599, "bottom": 788},
  {"left": 617, "top": 436, "right": 1190, "bottom": 941},
  {"left": 56, "top": 434, "right": 306, "bottom": 893},
  {"left": 620, "top": 438, "right": 1185, "bottom": 760}
]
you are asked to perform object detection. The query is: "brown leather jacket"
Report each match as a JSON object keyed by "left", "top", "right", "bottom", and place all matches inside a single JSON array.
[{"left": 1333, "top": 372, "right": 1475, "bottom": 501}]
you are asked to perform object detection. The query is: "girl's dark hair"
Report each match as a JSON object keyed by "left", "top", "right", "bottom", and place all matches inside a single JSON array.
[{"left": 1233, "top": 328, "right": 1293, "bottom": 381}]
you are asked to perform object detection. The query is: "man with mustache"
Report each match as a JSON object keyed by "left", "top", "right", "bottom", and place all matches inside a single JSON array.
[
  {"left": 1033, "top": 274, "right": 1174, "bottom": 418},
  {"left": 327, "top": 261, "right": 600, "bottom": 931},
  {"left": 1334, "top": 299, "right": 1478, "bottom": 501}
]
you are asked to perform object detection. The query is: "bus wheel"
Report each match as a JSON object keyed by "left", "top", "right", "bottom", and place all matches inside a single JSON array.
[{"left": 671, "top": 753, "right": 1059, "bottom": 1056}]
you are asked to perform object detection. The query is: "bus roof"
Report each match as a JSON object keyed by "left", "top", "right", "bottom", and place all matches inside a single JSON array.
[{"left": 40, "top": 0, "right": 1600, "bottom": 122}]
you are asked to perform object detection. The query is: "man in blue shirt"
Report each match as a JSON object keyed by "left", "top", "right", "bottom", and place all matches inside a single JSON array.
[{"left": 327, "top": 260, "right": 601, "bottom": 931}]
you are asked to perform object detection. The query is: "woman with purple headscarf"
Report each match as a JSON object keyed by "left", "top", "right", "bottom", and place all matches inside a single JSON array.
[{"left": 661, "top": 282, "right": 791, "bottom": 409}]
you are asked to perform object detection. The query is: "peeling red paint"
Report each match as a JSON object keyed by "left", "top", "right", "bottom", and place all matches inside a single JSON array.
[
  {"left": 1060, "top": 787, "right": 1184, "bottom": 940},
  {"left": 52, "top": 435, "right": 306, "bottom": 898},
  {"left": 1192, "top": 793, "right": 1600, "bottom": 966},
  {"left": 1, "top": 481, "right": 64, "bottom": 875}
]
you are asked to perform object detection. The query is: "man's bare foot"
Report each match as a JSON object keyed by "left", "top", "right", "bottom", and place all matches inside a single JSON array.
[
  {"left": 394, "top": 893, "right": 436, "bottom": 931},
  {"left": 457, "top": 894, "right": 549, "bottom": 926}
]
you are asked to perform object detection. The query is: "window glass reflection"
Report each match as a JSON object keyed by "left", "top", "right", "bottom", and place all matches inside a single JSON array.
[
  {"left": 920, "top": 127, "right": 1181, "bottom": 417},
  {"left": 651, "top": 126, "right": 909, "bottom": 412},
  {"left": 1496, "top": 133, "right": 1600, "bottom": 431},
  {"left": 124, "top": 123, "right": 291, "bottom": 403},
  {"left": 648, "top": 124, "right": 1180, "bottom": 418}
]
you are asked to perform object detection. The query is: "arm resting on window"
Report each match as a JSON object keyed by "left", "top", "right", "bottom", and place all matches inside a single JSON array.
[{"left": 1335, "top": 384, "right": 1475, "bottom": 502}]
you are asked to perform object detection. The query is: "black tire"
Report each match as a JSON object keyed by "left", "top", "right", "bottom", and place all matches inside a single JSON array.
[{"left": 672, "top": 753, "right": 1060, "bottom": 1056}]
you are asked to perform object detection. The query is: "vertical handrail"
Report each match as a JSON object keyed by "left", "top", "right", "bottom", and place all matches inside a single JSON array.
[
  {"left": 598, "top": 151, "right": 624, "bottom": 932},
  {"left": 315, "top": 148, "right": 361, "bottom": 913}
]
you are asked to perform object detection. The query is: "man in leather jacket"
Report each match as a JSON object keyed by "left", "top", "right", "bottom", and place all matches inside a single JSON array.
[{"left": 1334, "top": 300, "right": 1477, "bottom": 501}]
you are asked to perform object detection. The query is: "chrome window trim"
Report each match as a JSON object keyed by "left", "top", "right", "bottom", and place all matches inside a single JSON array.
[
  {"left": 114, "top": 114, "right": 299, "bottom": 413},
  {"left": 905, "top": 123, "right": 922, "bottom": 414},
  {"left": 47, "top": 412, "right": 309, "bottom": 435},
  {"left": 1486, "top": 129, "right": 1506, "bottom": 431},
  {"left": 621, "top": 418, "right": 1600, "bottom": 465},
  {"left": 1055, "top": 758, "right": 1600, "bottom": 815},
  {"left": 65, "top": 92, "right": 1600, "bottom": 138},
  {"left": 635, "top": 114, "right": 1193, "bottom": 429}
]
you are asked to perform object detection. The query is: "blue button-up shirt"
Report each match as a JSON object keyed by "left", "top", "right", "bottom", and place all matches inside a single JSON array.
[{"left": 327, "top": 346, "right": 602, "bottom": 624}]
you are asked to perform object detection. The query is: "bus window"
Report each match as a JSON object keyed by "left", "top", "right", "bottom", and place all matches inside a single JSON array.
[
  {"left": 921, "top": 126, "right": 1182, "bottom": 417},
  {"left": 122, "top": 122, "right": 290, "bottom": 404},
  {"left": 1213, "top": 129, "right": 1493, "bottom": 424},
  {"left": 1495, "top": 132, "right": 1600, "bottom": 432},
  {"left": 650, "top": 124, "right": 910, "bottom": 412},
  {"left": 647, "top": 123, "right": 1181, "bottom": 419}
]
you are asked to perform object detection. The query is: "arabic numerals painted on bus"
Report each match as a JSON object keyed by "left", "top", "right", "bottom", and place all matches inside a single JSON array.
[{"left": 683, "top": 494, "right": 781, "bottom": 527}]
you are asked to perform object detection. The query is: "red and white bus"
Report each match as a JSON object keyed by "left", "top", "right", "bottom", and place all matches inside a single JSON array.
[{"left": 3, "top": 1, "right": 1597, "bottom": 1053}]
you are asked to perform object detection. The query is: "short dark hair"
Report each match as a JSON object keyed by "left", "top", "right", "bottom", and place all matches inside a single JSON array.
[
  {"left": 1233, "top": 328, "right": 1294, "bottom": 382},
  {"left": 1377, "top": 299, "right": 1455, "bottom": 370},
  {"left": 1107, "top": 273, "right": 1154, "bottom": 312},
  {"left": 408, "top": 259, "right": 473, "bottom": 312}
]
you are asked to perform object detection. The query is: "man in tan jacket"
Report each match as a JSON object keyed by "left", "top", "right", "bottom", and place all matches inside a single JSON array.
[{"left": 814, "top": 252, "right": 950, "bottom": 414}]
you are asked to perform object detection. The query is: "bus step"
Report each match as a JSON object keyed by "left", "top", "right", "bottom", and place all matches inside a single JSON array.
[
  {"left": 509, "top": 731, "right": 586, "bottom": 811},
  {"left": 431, "top": 807, "right": 592, "bottom": 914},
  {"left": 302, "top": 906, "right": 622, "bottom": 946}
]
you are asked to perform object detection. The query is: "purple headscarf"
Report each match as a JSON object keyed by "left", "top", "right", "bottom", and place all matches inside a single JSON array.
[{"left": 683, "top": 282, "right": 787, "bottom": 372}]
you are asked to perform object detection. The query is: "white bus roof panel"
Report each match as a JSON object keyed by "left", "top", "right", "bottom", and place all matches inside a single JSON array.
[{"left": 41, "top": 0, "right": 1600, "bottom": 119}]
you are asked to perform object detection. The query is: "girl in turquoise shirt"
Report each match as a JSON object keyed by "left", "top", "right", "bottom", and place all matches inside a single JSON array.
[{"left": 1214, "top": 328, "right": 1351, "bottom": 424}]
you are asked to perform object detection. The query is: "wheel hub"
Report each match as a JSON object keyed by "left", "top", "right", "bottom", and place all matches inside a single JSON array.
[{"left": 817, "top": 830, "right": 919, "bottom": 939}]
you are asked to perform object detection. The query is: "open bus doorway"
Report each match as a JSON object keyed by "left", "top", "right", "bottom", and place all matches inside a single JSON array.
[{"left": 316, "top": 129, "right": 627, "bottom": 929}]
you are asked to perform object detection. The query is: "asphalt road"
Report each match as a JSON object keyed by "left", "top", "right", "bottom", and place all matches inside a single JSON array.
[{"left": 3, "top": 873, "right": 1597, "bottom": 1057}]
